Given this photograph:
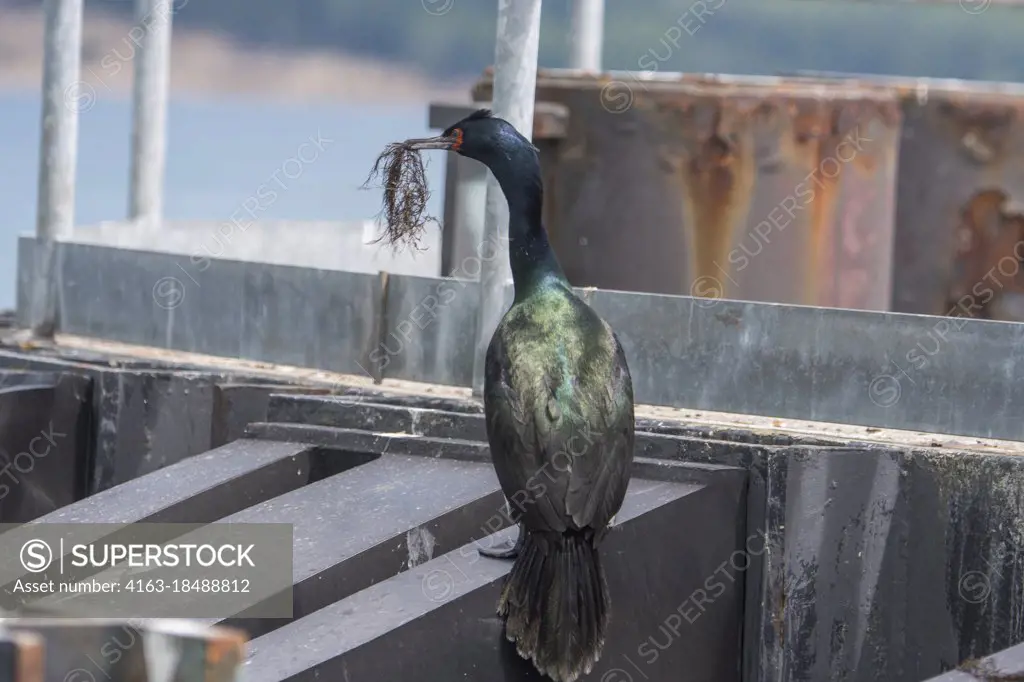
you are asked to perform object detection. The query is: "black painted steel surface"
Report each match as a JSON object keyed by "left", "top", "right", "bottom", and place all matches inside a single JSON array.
[
  {"left": 3, "top": 344, "right": 1024, "bottom": 681},
  {"left": 0, "top": 372, "right": 90, "bottom": 523}
]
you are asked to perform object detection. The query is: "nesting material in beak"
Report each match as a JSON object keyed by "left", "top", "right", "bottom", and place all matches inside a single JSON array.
[{"left": 361, "top": 137, "right": 447, "bottom": 252}]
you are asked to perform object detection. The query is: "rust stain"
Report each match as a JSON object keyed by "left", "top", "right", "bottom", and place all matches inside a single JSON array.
[
  {"left": 15, "top": 633, "right": 44, "bottom": 682},
  {"left": 837, "top": 179, "right": 879, "bottom": 309},
  {"left": 812, "top": 109, "right": 841, "bottom": 306},
  {"left": 782, "top": 104, "right": 844, "bottom": 307},
  {"left": 675, "top": 103, "right": 757, "bottom": 297},
  {"left": 659, "top": 95, "right": 892, "bottom": 305},
  {"left": 932, "top": 101, "right": 1019, "bottom": 168},
  {"left": 947, "top": 189, "right": 1024, "bottom": 320},
  {"left": 205, "top": 628, "right": 247, "bottom": 681},
  {"left": 477, "top": 71, "right": 900, "bottom": 305}
]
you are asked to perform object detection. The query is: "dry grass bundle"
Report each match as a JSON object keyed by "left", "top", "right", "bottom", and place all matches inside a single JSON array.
[{"left": 361, "top": 141, "right": 439, "bottom": 252}]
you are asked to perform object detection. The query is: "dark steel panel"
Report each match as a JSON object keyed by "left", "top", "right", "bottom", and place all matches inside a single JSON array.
[
  {"left": 242, "top": 475, "right": 746, "bottom": 682},
  {"left": 265, "top": 392, "right": 849, "bottom": 447},
  {"left": 238, "top": 410, "right": 1024, "bottom": 681},
  {"left": 266, "top": 394, "right": 488, "bottom": 440},
  {"left": 218, "top": 453, "right": 506, "bottom": 638},
  {"left": 17, "top": 371, "right": 1024, "bottom": 682},
  {"left": 0, "top": 374, "right": 90, "bottom": 523},
  {"left": 246, "top": 418, "right": 753, "bottom": 487},
  {"left": 645, "top": 430, "right": 1024, "bottom": 682},
  {"left": 37, "top": 440, "right": 332, "bottom": 525},
  {"left": 210, "top": 383, "right": 331, "bottom": 448},
  {"left": 91, "top": 370, "right": 216, "bottom": 492},
  {"left": 922, "top": 641, "right": 1024, "bottom": 681},
  {"left": 0, "top": 347, "right": 346, "bottom": 495},
  {"left": 244, "top": 423, "right": 492, "bottom": 463},
  {"left": 294, "top": 386, "right": 484, "bottom": 414},
  {"left": 474, "top": 70, "right": 901, "bottom": 311}
]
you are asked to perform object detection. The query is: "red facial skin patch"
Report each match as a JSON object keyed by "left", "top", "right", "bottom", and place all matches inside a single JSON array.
[{"left": 451, "top": 128, "right": 464, "bottom": 152}]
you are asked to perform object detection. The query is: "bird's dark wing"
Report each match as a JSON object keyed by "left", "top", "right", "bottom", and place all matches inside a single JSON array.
[
  {"left": 484, "top": 324, "right": 635, "bottom": 535},
  {"left": 562, "top": 328, "right": 635, "bottom": 532},
  {"left": 484, "top": 331, "right": 570, "bottom": 533}
]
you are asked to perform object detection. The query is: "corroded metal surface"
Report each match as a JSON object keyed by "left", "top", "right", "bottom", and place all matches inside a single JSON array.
[
  {"left": 781, "top": 73, "right": 1024, "bottom": 320},
  {"left": 896, "top": 85, "right": 1024, "bottom": 319},
  {"left": 473, "top": 69, "right": 902, "bottom": 311}
]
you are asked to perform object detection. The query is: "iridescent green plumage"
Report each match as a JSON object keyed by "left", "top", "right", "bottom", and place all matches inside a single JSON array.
[{"left": 485, "top": 283, "right": 634, "bottom": 539}]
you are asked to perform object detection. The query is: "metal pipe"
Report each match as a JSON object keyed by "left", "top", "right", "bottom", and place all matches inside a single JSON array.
[
  {"left": 569, "top": 0, "right": 604, "bottom": 71},
  {"left": 28, "top": 0, "right": 84, "bottom": 337},
  {"left": 128, "top": 0, "right": 174, "bottom": 225},
  {"left": 471, "top": 0, "right": 543, "bottom": 396}
]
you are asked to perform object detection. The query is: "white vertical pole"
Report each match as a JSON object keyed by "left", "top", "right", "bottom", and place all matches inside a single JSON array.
[
  {"left": 448, "top": 157, "right": 489, "bottom": 274},
  {"left": 28, "top": 0, "right": 83, "bottom": 337},
  {"left": 569, "top": 0, "right": 604, "bottom": 71},
  {"left": 128, "top": 0, "right": 174, "bottom": 225},
  {"left": 471, "top": 0, "right": 543, "bottom": 396}
]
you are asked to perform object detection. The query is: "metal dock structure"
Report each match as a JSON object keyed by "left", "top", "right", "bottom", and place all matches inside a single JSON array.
[{"left": 6, "top": 0, "right": 1024, "bottom": 681}]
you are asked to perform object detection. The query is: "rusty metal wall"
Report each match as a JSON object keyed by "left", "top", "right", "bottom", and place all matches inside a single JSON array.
[
  {"left": 473, "top": 69, "right": 902, "bottom": 311},
  {"left": 781, "top": 74, "right": 1024, "bottom": 320},
  {"left": 893, "top": 81, "right": 1024, "bottom": 319}
]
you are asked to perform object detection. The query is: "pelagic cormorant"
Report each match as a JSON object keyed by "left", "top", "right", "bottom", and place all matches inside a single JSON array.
[{"left": 404, "top": 109, "right": 635, "bottom": 682}]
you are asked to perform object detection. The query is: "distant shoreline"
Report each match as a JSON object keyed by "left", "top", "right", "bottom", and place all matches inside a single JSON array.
[{"left": 0, "top": 7, "right": 474, "bottom": 104}]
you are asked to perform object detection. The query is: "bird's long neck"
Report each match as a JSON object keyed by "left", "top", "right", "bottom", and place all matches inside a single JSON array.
[{"left": 490, "top": 152, "right": 567, "bottom": 299}]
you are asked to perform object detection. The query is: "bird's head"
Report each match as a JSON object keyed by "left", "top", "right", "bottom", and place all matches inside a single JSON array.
[
  {"left": 363, "top": 108, "right": 541, "bottom": 253},
  {"left": 404, "top": 108, "right": 539, "bottom": 167}
]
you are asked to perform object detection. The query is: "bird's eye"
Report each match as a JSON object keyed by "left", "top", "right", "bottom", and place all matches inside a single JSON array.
[{"left": 451, "top": 128, "right": 464, "bottom": 151}]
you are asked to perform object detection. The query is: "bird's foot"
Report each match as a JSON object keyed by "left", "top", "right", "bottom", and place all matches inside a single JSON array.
[{"left": 477, "top": 529, "right": 524, "bottom": 560}]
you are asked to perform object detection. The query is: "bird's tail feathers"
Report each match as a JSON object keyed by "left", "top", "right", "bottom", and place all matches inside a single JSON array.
[{"left": 498, "top": 529, "right": 609, "bottom": 682}]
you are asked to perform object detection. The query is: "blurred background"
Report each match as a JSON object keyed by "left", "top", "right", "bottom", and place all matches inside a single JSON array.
[{"left": 1, "top": 0, "right": 1022, "bottom": 309}]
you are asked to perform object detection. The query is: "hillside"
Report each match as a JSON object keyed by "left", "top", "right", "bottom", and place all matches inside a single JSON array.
[
  {"left": 1, "top": 0, "right": 1023, "bottom": 101},
  {"left": 0, "top": 6, "right": 473, "bottom": 102}
]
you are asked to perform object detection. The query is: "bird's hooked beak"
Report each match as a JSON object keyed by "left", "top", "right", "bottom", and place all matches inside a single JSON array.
[{"left": 403, "top": 134, "right": 455, "bottom": 151}]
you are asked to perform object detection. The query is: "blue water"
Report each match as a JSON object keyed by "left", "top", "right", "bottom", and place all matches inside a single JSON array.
[{"left": 0, "top": 92, "right": 446, "bottom": 308}]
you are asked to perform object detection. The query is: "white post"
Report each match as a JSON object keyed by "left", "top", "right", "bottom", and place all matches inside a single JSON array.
[
  {"left": 128, "top": 0, "right": 173, "bottom": 225},
  {"left": 471, "top": 0, "right": 543, "bottom": 396},
  {"left": 447, "top": 156, "right": 489, "bottom": 275},
  {"left": 569, "top": 0, "right": 604, "bottom": 71},
  {"left": 28, "top": 0, "right": 83, "bottom": 337}
]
